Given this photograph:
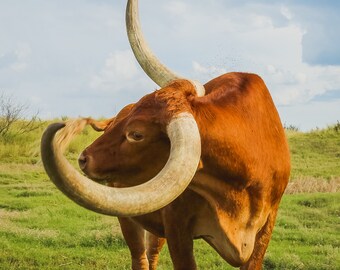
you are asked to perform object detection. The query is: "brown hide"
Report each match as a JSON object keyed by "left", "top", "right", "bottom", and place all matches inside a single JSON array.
[
  {"left": 80, "top": 72, "right": 290, "bottom": 269},
  {"left": 190, "top": 72, "right": 290, "bottom": 266}
]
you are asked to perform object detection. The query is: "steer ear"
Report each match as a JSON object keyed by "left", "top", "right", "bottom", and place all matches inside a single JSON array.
[
  {"left": 86, "top": 118, "right": 115, "bottom": 132},
  {"left": 85, "top": 104, "right": 135, "bottom": 132}
]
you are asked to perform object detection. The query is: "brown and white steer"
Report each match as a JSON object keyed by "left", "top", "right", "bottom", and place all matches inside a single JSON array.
[{"left": 41, "top": 1, "right": 290, "bottom": 269}]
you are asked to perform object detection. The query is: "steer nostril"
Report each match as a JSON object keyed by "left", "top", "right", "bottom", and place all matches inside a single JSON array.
[{"left": 78, "top": 153, "right": 87, "bottom": 170}]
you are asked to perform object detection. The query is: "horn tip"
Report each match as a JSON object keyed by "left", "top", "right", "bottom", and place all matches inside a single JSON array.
[
  {"left": 42, "top": 122, "right": 66, "bottom": 143},
  {"left": 47, "top": 122, "right": 66, "bottom": 132}
]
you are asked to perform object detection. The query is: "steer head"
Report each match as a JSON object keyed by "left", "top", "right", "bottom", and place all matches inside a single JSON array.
[
  {"left": 79, "top": 81, "right": 198, "bottom": 187},
  {"left": 41, "top": 86, "right": 202, "bottom": 217}
]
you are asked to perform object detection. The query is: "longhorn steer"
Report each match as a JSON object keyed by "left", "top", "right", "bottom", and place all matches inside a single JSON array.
[{"left": 41, "top": 1, "right": 290, "bottom": 269}]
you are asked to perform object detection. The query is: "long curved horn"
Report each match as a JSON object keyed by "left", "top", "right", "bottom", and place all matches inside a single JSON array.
[
  {"left": 126, "top": 0, "right": 205, "bottom": 97},
  {"left": 41, "top": 113, "right": 201, "bottom": 217}
]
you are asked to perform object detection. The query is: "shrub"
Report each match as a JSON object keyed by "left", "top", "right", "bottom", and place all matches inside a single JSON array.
[
  {"left": 284, "top": 123, "right": 299, "bottom": 132},
  {"left": 0, "top": 93, "right": 41, "bottom": 137}
]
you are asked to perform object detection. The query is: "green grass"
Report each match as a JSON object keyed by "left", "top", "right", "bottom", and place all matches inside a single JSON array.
[
  {"left": 265, "top": 193, "right": 340, "bottom": 270},
  {"left": 287, "top": 127, "right": 340, "bottom": 179},
  {"left": 1, "top": 120, "right": 340, "bottom": 180},
  {"left": 0, "top": 120, "right": 339, "bottom": 269},
  {"left": 0, "top": 165, "right": 338, "bottom": 269}
]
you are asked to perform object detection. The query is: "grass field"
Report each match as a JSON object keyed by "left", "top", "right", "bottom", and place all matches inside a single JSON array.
[{"left": 0, "top": 121, "right": 339, "bottom": 269}]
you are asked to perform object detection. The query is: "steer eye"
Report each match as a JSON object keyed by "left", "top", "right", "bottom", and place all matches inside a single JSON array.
[{"left": 126, "top": 131, "right": 144, "bottom": 142}]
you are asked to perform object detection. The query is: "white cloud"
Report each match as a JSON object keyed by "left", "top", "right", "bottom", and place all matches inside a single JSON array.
[
  {"left": 10, "top": 62, "right": 28, "bottom": 72},
  {"left": 193, "top": 55, "right": 340, "bottom": 108},
  {"left": 164, "top": 1, "right": 187, "bottom": 15},
  {"left": 146, "top": 1, "right": 340, "bottom": 131},
  {"left": 250, "top": 14, "right": 273, "bottom": 29},
  {"left": 192, "top": 61, "right": 227, "bottom": 78},
  {"left": 0, "top": 43, "right": 31, "bottom": 72},
  {"left": 266, "top": 63, "right": 340, "bottom": 105},
  {"left": 90, "top": 50, "right": 139, "bottom": 91},
  {"left": 280, "top": 6, "right": 293, "bottom": 21},
  {"left": 184, "top": 4, "right": 340, "bottom": 111},
  {"left": 14, "top": 43, "right": 31, "bottom": 60}
]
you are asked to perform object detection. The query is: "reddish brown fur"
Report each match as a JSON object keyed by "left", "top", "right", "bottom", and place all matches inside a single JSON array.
[{"left": 79, "top": 72, "right": 290, "bottom": 270}]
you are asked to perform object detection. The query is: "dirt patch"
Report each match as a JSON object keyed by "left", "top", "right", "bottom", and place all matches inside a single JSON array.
[{"left": 285, "top": 178, "right": 340, "bottom": 194}]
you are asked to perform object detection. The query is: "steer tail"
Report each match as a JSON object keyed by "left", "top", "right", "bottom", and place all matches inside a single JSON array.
[{"left": 55, "top": 118, "right": 89, "bottom": 153}]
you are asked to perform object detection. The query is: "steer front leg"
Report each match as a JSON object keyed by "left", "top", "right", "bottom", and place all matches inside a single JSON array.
[
  {"left": 118, "top": 217, "right": 149, "bottom": 270},
  {"left": 162, "top": 197, "right": 197, "bottom": 270}
]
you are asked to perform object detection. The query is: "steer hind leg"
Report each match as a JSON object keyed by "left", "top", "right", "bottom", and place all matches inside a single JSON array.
[
  {"left": 240, "top": 210, "right": 278, "bottom": 270},
  {"left": 118, "top": 217, "right": 149, "bottom": 270},
  {"left": 146, "top": 232, "right": 166, "bottom": 270}
]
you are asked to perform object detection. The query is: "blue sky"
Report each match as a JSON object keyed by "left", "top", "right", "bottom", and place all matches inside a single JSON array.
[{"left": 1, "top": 0, "right": 340, "bottom": 131}]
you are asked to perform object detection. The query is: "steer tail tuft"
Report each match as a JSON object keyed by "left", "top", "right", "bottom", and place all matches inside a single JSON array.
[{"left": 55, "top": 118, "right": 88, "bottom": 153}]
